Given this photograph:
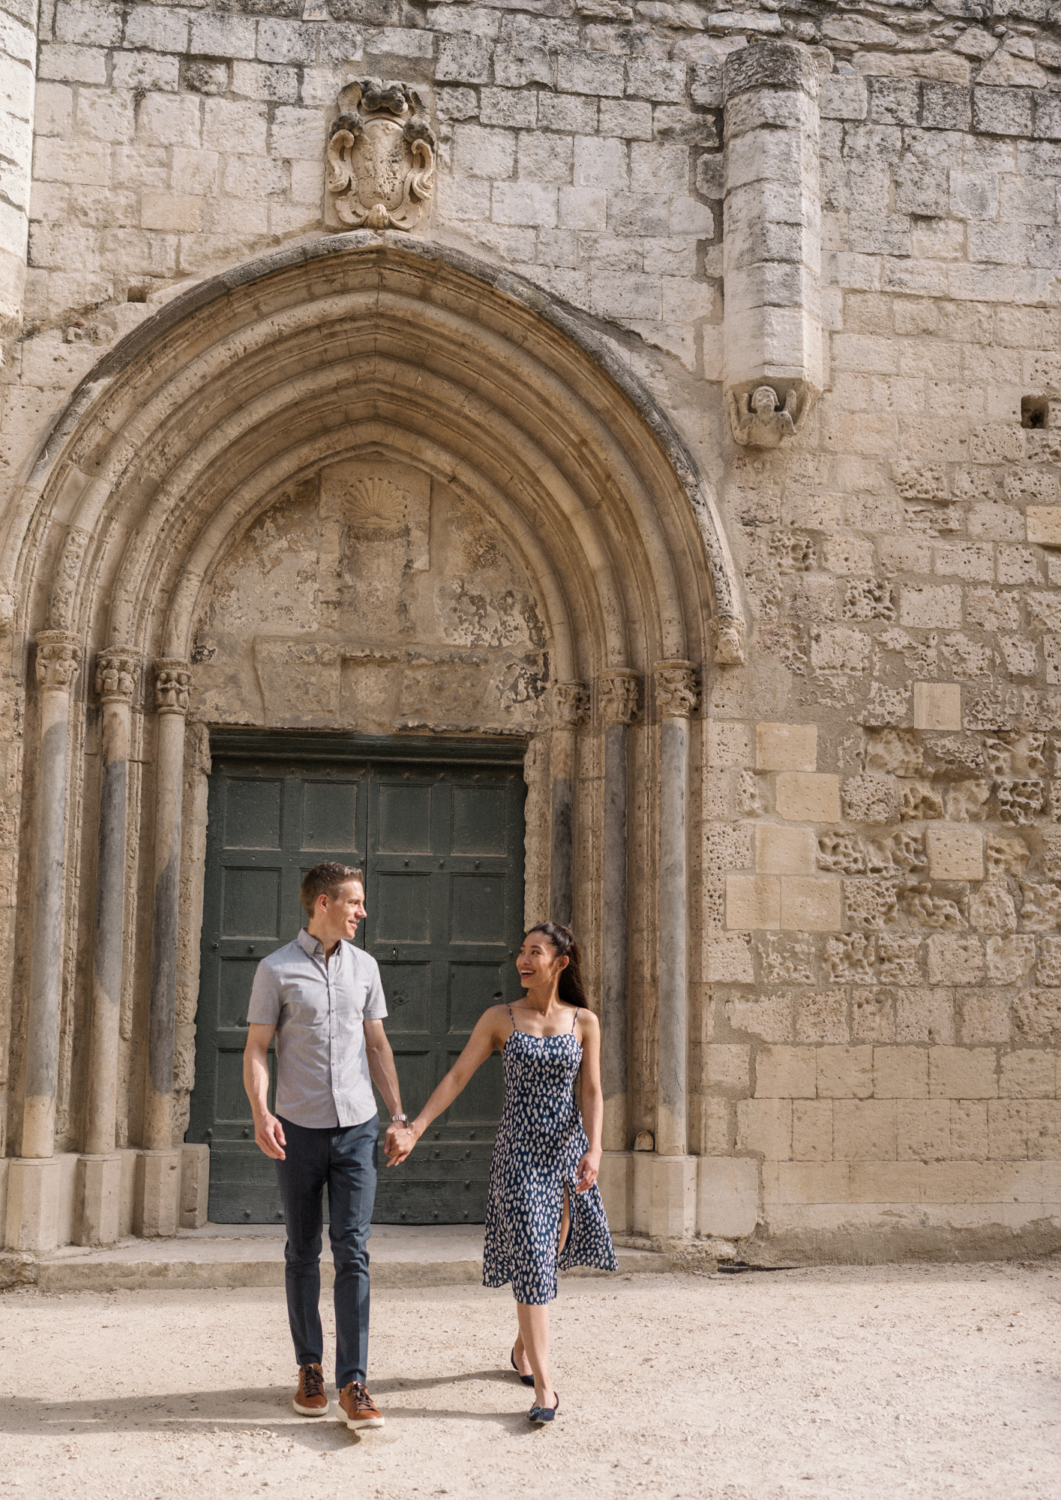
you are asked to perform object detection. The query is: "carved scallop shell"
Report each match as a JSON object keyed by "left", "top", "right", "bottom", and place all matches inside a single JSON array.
[{"left": 345, "top": 475, "right": 407, "bottom": 528}]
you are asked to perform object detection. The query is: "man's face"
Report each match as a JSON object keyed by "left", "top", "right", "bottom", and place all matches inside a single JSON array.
[{"left": 318, "top": 880, "right": 366, "bottom": 942}]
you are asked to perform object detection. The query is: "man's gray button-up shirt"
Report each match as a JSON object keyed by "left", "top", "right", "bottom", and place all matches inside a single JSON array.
[{"left": 246, "top": 929, "right": 388, "bottom": 1129}]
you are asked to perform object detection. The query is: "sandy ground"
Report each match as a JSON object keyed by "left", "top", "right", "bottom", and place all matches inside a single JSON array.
[{"left": 1, "top": 1262, "right": 1059, "bottom": 1500}]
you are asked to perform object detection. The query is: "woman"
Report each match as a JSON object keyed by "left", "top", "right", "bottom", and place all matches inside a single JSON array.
[{"left": 386, "top": 922, "right": 617, "bottom": 1423}]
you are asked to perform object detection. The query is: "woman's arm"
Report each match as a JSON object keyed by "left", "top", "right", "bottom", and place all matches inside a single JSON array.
[
  {"left": 574, "top": 1009, "right": 603, "bottom": 1193},
  {"left": 385, "top": 1005, "right": 508, "bottom": 1165}
]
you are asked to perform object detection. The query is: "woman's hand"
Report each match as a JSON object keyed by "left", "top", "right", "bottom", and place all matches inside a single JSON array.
[
  {"left": 574, "top": 1148, "right": 601, "bottom": 1194},
  {"left": 384, "top": 1123, "right": 419, "bottom": 1166}
]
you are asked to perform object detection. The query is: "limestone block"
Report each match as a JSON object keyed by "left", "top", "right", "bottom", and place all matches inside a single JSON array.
[
  {"left": 754, "top": 822, "right": 815, "bottom": 875},
  {"left": 832, "top": 1099, "right": 898, "bottom": 1161},
  {"left": 816, "top": 1045, "right": 873, "bottom": 1099},
  {"left": 928, "top": 1048, "right": 997, "bottom": 1099},
  {"left": 999, "top": 1052, "right": 1056, "bottom": 1099},
  {"left": 913, "top": 682, "right": 962, "bottom": 731},
  {"left": 704, "top": 1045, "right": 752, "bottom": 1093},
  {"left": 75, "top": 1154, "right": 122, "bottom": 1246},
  {"left": 707, "top": 720, "right": 751, "bottom": 768},
  {"left": 896, "top": 1099, "right": 950, "bottom": 1161},
  {"left": 597, "top": 1151, "right": 632, "bottom": 1234},
  {"left": 958, "top": 985, "right": 1014, "bottom": 1042},
  {"left": 4, "top": 1158, "right": 60, "bottom": 1253},
  {"left": 780, "top": 876, "right": 841, "bottom": 931},
  {"left": 696, "top": 1157, "right": 758, "bottom": 1238},
  {"left": 631, "top": 1152, "right": 696, "bottom": 1240},
  {"left": 873, "top": 1044, "right": 929, "bottom": 1100},
  {"left": 703, "top": 932, "right": 754, "bottom": 983},
  {"left": 926, "top": 825, "right": 983, "bottom": 881},
  {"left": 736, "top": 1097, "right": 792, "bottom": 1158},
  {"left": 775, "top": 1161, "right": 850, "bottom": 1204},
  {"left": 179, "top": 1143, "right": 210, "bottom": 1230},
  {"left": 1026, "top": 508, "right": 1061, "bottom": 548},
  {"left": 725, "top": 874, "right": 779, "bottom": 929},
  {"left": 795, "top": 989, "right": 849, "bottom": 1044},
  {"left": 775, "top": 772, "right": 840, "bottom": 823},
  {"left": 133, "top": 1149, "right": 180, "bottom": 1237},
  {"left": 755, "top": 1045, "right": 815, "bottom": 1098},
  {"left": 756, "top": 721, "right": 817, "bottom": 771},
  {"left": 927, "top": 933, "right": 984, "bottom": 987},
  {"left": 899, "top": 586, "right": 962, "bottom": 629},
  {"left": 792, "top": 1099, "right": 833, "bottom": 1161}
]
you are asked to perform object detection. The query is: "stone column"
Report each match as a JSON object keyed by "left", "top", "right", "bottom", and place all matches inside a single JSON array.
[
  {"left": 633, "top": 660, "right": 699, "bottom": 1243},
  {"left": 595, "top": 668, "right": 639, "bottom": 1234},
  {"left": 6, "top": 631, "right": 81, "bottom": 1253},
  {"left": 549, "top": 681, "right": 588, "bottom": 927},
  {"left": 136, "top": 659, "right": 190, "bottom": 1237},
  {"left": 722, "top": 40, "right": 822, "bottom": 448},
  {"left": 77, "top": 647, "right": 139, "bottom": 1245}
]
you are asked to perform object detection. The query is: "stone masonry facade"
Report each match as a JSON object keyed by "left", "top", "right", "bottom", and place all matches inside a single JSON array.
[{"left": 3, "top": 0, "right": 1061, "bottom": 1259}]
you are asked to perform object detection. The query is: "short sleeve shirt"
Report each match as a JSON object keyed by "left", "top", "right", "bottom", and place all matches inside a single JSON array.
[{"left": 246, "top": 929, "right": 388, "bottom": 1128}]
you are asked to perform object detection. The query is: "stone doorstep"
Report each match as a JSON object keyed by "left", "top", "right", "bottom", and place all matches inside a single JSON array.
[{"left": 1, "top": 1224, "right": 679, "bottom": 1294}]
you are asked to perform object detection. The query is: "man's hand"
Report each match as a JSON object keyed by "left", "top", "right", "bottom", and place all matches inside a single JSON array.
[
  {"left": 254, "top": 1111, "right": 287, "bottom": 1160},
  {"left": 384, "top": 1124, "right": 417, "bottom": 1166}
]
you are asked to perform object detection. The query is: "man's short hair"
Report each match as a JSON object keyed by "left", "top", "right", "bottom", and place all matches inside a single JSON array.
[{"left": 300, "top": 862, "right": 364, "bottom": 917}]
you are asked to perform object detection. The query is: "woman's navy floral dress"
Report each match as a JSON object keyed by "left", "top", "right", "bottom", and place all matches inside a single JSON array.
[{"left": 482, "top": 1005, "right": 617, "bottom": 1304}]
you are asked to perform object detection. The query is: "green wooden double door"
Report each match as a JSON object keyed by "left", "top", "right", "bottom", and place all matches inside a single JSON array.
[{"left": 188, "top": 736, "right": 526, "bottom": 1225}]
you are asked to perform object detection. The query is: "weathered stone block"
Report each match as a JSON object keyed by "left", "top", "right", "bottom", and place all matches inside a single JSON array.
[
  {"left": 928, "top": 1048, "right": 997, "bottom": 1100},
  {"left": 754, "top": 822, "right": 815, "bottom": 876},
  {"left": 874, "top": 1046, "right": 929, "bottom": 1099},
  {"left": 792, "top": 1099, "right": 833, "bottom": 1161},
  {"left": 726, "top": 874, "right": 780, "bottom": 930},
  {"left": 913, "top": 682, "right": 962, "bottom": 731},
  {"left": 780, "top": 876, "right": 841, "bottom": 931},
  {"left": 696, "top": 1157, "right": 758, "bottom": 1238},
  {"left": 816, "top": 1044, "right": 873, "bottom": 1100},
  {"left": 999, "top": 1051, "right": 1056, "bottom": 1099},
  {"left": 774, "top": 772, "right": 840, "bottom": 823},
  {"left": 925, "top": 825, "right": 983, "bottom": 881},
  {"left": 832, "top": 1099, "right": 898, "bottom": 1161},
  {"left": 755, "top": 1045, "right": 816, "bottom": 1099},
  {"left": 1027, "top": 508, "right": 1061, "bottom": 548},
  {"left": 736, "top": 1097, "right": 792, "bottom": 1157},
  {"left": 756, "top": 721, "right": 817, "bottom": 772}
]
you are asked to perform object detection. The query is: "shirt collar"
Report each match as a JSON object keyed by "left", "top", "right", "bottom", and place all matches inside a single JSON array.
[{"left": 297, "top": 928, "right": 324, "bottom": 958}]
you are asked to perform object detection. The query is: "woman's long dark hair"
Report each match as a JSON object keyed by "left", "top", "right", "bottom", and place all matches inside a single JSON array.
[{"left": 523, "top": 922, "right": 588, "bottom": 1008}]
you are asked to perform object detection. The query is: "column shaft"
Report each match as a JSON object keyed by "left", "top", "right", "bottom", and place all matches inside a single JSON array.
[
  {"left": 601, "top": 720, "right": 628, "bottom": 1150},
  {"left": 22, "top": 632, "right": 81, "bottom": 1159},
  {"left": 548, "top": 682, "right": 587, "bottom": 928},
  {"left": 144, "top": 661, "right": 190, "bottom": 1151},
  {"left": 84, "top": 649, "right": 137, "bottom": 1157}
]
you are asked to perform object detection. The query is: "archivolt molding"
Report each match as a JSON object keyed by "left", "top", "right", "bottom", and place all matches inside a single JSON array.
[{"left": 8, "top": 236, "right": 746, "bottom": 681}]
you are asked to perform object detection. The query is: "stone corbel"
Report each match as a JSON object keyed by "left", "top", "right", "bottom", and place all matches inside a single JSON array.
[
  {"left": 711, "top": 615, "right": 746, "bottom": 667},
  {"left": 726, "top": 379, "right": 817, "bottom": 448},
  {"left": 553, "top": 679, "right": 590, "bottom": 728}
]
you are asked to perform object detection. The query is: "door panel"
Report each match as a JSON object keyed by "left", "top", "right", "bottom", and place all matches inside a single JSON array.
[{"left": 189, "top": 747, "right": 525, "bottom": 1226}]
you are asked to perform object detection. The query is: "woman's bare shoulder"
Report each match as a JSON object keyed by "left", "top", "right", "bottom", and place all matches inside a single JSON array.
[{"left": 576, "top": 1006, "right": 600, "bottom": 1034}]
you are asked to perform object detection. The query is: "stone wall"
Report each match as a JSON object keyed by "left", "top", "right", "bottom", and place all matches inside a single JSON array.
[{"left": 3, "top": 0, "right": 1061, "bottom": 1256}]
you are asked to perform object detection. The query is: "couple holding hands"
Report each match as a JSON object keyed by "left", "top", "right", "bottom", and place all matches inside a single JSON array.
[{"left": 243, "top": 862, "right": 617, "bottom": 1431}]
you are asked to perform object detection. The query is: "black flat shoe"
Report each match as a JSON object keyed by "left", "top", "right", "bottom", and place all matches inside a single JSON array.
[
  {"left": 510, "top": 1347, "right": 534, "bottom": 1386},
  {"left": 528, "top": 1391, "right": 559, "bottom": 1424}
]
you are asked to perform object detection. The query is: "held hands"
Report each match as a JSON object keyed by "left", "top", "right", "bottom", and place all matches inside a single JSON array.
[
  {"left": 254, "top": 1111, "right": 286, "bottom": 1161},
  {"left": 574, "top": 1148, "right": 601, "bottom": 1194},
  {"left": 384, "top": 1121, "right": 419, "bottom": 1166}
]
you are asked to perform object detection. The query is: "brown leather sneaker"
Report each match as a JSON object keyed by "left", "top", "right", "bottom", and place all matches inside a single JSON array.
[
  {"left": 293, "top": 1362, "right": 328, "bottom": 1416},
  {"left": 337, "top": 1380, "right": 385, "bottom": 1429}
]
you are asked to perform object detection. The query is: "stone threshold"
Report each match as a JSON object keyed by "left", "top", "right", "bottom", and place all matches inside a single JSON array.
[{"left": 0, "top": 1223, "right": 677, "bottom": 1293}]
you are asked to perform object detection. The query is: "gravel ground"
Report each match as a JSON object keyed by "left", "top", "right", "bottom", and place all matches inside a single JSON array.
[{"left": 1, "top": 1262, "right": 1059, "bottom": 1500}]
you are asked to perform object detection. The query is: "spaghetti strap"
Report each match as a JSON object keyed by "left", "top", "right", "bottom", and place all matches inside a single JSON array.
[
  {"left": 570, "top": 1005, "right": 579, "bottom": 1033},
  {"left": 506, "top": 1003, "right": 521, "bottom": 1035}
]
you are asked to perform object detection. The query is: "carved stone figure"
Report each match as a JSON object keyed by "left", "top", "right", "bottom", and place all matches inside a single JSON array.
[
  {"left": 35, "top": 631, "right": 82, "bottom": 690},
  {"left": 727, "top": 384, "right": 804, "bottom": 448},
  {"left": 598, "top": 668, "right": 639, "bottom": 724},
  {"left": 654, "top": 660, "right": 699, "bottom": 718},
  {"left": 95, "top": 647, "right": 139, "bottom": 703},
  {"left": 711, "top": 615, "right": 745, "bottom": 666},
  {"left": 553, "top": 680, "right": 589, "bottom": 728},
  {"left": 154, "top": 660, "right": 192, "bottom": 715},
  {"left": 327, "top": 80, "right": 436, "bottom": 232}
]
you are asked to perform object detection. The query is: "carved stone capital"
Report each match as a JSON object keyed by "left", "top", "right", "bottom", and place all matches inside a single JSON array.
[
  {"left": 35, "top": 631, "right": 82, "bottom": 691},
  {"left": 95, "top": 646, "right": 140, "bottom": 704},
  {"left": 654, "top": 659, "right": 699, "bottom": 719},
  {"left": 598, "top": 668, "right": 640, "bottom": 725},
  {"left": 553, "top": 680, "right": 589, "bottom": 729},
  {"left": 711, "top": 616, "right": 746, "bottom": 667},
  {"left": 154, "top": 659, "right": 191, "bottom": 716}
]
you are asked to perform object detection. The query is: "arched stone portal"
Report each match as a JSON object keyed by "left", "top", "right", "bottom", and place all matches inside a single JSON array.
[{"left": 4, "top": 235, "right": 744, "bottom": 1249}]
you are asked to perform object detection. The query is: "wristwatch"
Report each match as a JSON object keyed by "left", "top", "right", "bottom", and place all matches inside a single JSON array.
[{"left": 391, "top": 1113, "right": 408, "bottom": 1124}]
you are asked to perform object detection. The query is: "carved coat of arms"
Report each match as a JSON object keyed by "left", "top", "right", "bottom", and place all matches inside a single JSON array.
[{"left": 327, "top": 80, "right": 436, "bottom": 232}]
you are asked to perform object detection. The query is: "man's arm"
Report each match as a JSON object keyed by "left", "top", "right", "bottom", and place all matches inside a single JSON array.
[
  {"left": 243, "top": 1023, "right": 286, "bottom": 1160},
  {"left": 364, "top": 1018, "right": 403, "bottom": 1133}
]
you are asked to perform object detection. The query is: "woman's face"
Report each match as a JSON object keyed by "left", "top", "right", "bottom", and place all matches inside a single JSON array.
[{"left": 517, "top": 932, "right": 568, "bottom": 990}]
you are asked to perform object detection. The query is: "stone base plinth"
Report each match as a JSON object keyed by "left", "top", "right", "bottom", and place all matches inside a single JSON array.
[
  {"left": 133, "top": 1149, "right": 180, "bottom": 1237},
  {"left": 632, "top": 1153, "right": 696, "bottom": 1241},
  {"left": 696, "top": 1157, "right": 759, "bottom": 1239},
  {"left": 598, "top": 1150, "right": 633, "bottom": 1233},
  {"left": 179, "top": 1143, "right": 210, "bottom": 1229},
  {"left": 76, "top": 1154, "right": 123, "bottom": 1246},
  {"left": 5, "top": 1157, "right": 61, "bottom": 1253}
]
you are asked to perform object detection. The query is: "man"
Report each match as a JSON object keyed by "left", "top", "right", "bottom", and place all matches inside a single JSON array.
[{"left": 244, "top": 861, "right": 406, "bottom": 1429}]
